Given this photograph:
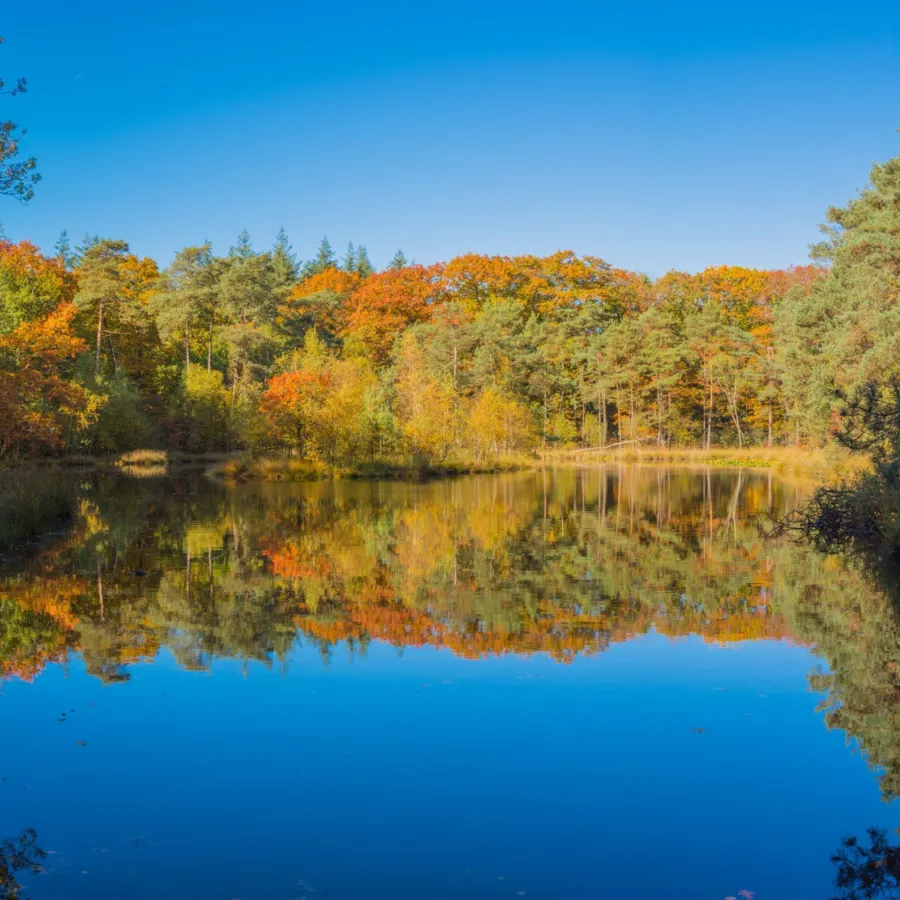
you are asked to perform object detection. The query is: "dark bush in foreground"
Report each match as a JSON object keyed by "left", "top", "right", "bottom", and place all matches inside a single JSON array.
[
  {"left": 784, "top": 381, "right": 900, "bottom": 563},
  {"left": 0, "top": 471, "right": 77, "bottom": 552}
]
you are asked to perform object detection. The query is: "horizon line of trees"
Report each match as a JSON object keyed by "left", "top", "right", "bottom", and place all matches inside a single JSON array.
[{"left": 0, "top": 147, "right": 897, "bottom": 464}]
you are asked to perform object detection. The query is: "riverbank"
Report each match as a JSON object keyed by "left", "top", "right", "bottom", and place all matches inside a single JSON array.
[
  {"left": 212, "top": 455, "right": 533, "bottom": 482},
  {"left": 210, "top": 445, "right": 866, "bottom": 483},
  {"left": 543, "top": 445, "right": 868, "bottom": 480},
  {"left": 4, "top": 450, "right": 234, "bottom": 476},
  {"left": 0, "top": 445, "right": 864, "bottom": 491}
]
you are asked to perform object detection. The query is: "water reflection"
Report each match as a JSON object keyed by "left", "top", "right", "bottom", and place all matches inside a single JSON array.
[
  {"left": 0, "top": 829, "right": 45, "bottom": 900},
  {"left": 2, "top": 466, "right": 900, "bottom": 800}
]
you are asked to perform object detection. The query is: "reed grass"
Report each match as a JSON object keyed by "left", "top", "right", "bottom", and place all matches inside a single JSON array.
[
  {"left": 214, "top": 454, "right": 534, "bottom": 482},
  {"left": 544, "top": 445, "right": 868, "bottom": 481}
]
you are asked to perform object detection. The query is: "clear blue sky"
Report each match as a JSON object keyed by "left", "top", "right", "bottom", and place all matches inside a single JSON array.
[{"left": 1, "top": 0, "right": 897, "bottom": 275}]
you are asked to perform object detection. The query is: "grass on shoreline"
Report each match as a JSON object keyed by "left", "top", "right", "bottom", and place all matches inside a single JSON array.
[
  {"left": 0, "top": 471, "right": 78, "bottom": 553},
  {"left": 4, "top": 450, "right": 235, "bottom": 475},
  {"left": 211, "top": 445, "right": 863, "bottom": 483},
  {"left": 0, "top": 445, "right": 865, "bottom": 488},
  {"left": 543, "top": 445, "right": 869, "bottom": 480},
  {"left": 213, "top": 455, "right": 533, "bottom": 482}
]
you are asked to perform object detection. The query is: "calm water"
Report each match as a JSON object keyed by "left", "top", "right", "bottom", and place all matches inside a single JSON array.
[{"left": 1, "top": 467, "right": 898, "bottom": 899}]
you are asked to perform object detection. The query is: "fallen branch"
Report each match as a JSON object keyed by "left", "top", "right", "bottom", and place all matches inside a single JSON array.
[{"left": 564, "top": 438, "right": 657, "bottom": 455}]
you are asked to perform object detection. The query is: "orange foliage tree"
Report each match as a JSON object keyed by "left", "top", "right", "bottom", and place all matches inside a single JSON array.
[
  {"left": 278, "top": 266, "right": 363, "bottom": 342},
  {"left": 343, "top": 264, "right": 444, "bottom": 365},
  {"left": 0, "top": 239, "right": 75, "bottom": 333},
  {"left": 0, "top": 303, "right": 95, "bottom": 456},
  {"left": 259, "top": 369, "right": 332, "bottom": 457}
]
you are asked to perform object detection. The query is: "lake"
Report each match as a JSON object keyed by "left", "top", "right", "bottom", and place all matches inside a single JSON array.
[{"left": 1, "top": 466, "right": 898, "bottom": 899}]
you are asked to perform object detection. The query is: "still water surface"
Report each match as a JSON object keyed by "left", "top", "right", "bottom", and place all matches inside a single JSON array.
[{"left": 1, "top": 467, "right": 898, "bottom": 899}]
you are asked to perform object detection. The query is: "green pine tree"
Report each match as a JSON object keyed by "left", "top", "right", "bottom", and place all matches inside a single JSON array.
[
  {"left": 272, "top": 227, "right": 299, "bottom": 286},
  {"left": 302, "top": 236, "right": 336, "bottom": 278},
  {"left": 342, "top": 241, "right": 357, "bottom": 273},
  {"left": 54, "top": 229, "right": 75, "bottom": 270},
  {"left": 355, "top": 245, "right": 374, "bottom": 277},
  {"left": 230, "top": 229, "right": 254, "bottom": 260},
  {"left": 388, "top": 249, "right": 408, "bottom": 270}
]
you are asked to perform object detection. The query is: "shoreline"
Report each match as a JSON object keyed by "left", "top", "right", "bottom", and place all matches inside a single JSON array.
[
  {"left": 0, "top": 447, "right": 863, "bottom": 552},
  {"left": 0, "top": 445, "right": 865, "bottom": 482}
]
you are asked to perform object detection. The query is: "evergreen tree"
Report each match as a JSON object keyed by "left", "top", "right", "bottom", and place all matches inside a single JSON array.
[
  {"left": 389, "top": 249, "right": 408, "bottom": 270},
  {"left": 355, "top": 245, "right": 374, "bottom": 278},
  {"left": 302, "top": 236, "right": 336, "bottom": 278},
  {"left": 152, "top": 243, "right": 222, "bottom": 371},
  {"left": 54, "top": 229, "right": 75, "bottom": 270},
  {"left": 218, "top": 249, "right": 277, "bottom": 390},
  {"left": 776, "top": 150, "right": 900, "bottom": 442},
  {"left": 75, "top": 233, "right": 101, "bottom": 265},
  {"left": 271, "top": 227, "right": 299, "bottom": 286},
  {"left": 75, "top": 239, "right": 131, "bottom": 375},
  {"left": 342, "top": 241, "right": 357, "bottom": 273},
  {"left": 230, "top": 229, "right": 254, "bottom": 260}
]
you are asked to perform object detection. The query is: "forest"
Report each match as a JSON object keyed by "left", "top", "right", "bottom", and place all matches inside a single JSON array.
[{"left": 1, "top": 147, "right": 897, "bottom": 468}]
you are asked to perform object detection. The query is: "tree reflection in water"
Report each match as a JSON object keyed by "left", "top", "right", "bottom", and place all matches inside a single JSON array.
[
  {"left": 2, "top": 466, "right": 900, "bottom": 896},
  {"left": 0, "top": 829, "right": 44, "bottom": 900}
]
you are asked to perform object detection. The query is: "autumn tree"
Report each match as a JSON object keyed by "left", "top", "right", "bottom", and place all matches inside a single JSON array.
[
  {"left": 393, "top": 330, "right": 457, "bottom": 463},
  {"left": 277, "top": 266, "right": 361, "bottom": 348},
  {"left": 343, "top": 264, "right": 443, "bottom": 366},
  {"left": 467, "top": 388, "right": 535, "bottom": 459},
  {"left": 0, "top": 239, "right": 74, "bottom": 333},
  {"left": 0, "top": 303, "right": 95, "bottom": 456}
]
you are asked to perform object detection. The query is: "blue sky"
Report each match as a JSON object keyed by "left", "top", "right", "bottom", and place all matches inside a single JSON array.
[{"left": 0, "top": 0, "right": 897, "bottom": 275}]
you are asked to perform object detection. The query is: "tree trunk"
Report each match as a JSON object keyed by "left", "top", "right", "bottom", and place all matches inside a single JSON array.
[
  {"left": 767, "top": 402, "right": 773, "bottom": 449},
  {"left": 597, "top": 387, "right": 606, "bottom": 449},
  {"left": 185, "top": 319, "right": 191, "bottom": 369},
  {"left": 656, "top": 384, "right": 663, "bottom": 446},
  {"left": 95, "top": 298, "right": 104, "bottom": 375},
  {"left": 615, "top": 387, "right": 623, "bottom": 442},
  {"left": 629, "top": 382, "right": 636, "bottom": 440},
  {"left": 542, "top": 390, "right": 547, "bottom": 448},
  {"left": 208, "top": 319, "right": 213, "bottom": 371},
  {"left": 108, "top": 337, "right": 118, "bottom": 378},
  {"left": 602, "top": 388, "right": 607, "bottom": 448}
]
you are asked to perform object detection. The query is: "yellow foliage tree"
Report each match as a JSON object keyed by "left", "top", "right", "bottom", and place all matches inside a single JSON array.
[
  {"left": 467, "top": 388, "right": 536, "bottom": 459},
  {"left": 393, "top": 332, "right": 456, "bottom": 464}
]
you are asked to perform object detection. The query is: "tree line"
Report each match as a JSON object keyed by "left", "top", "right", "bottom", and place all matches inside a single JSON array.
[{"left": 0, "top": 147, "right": 897, "bottom": 465}]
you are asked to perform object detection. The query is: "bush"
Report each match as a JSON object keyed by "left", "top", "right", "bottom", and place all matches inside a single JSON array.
[{"left": 786, "top": 381, "right": 900, "bottom": 563}]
